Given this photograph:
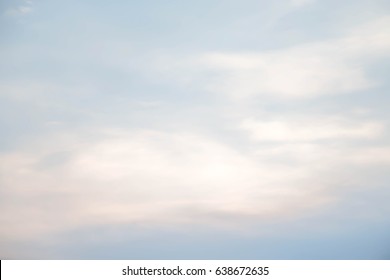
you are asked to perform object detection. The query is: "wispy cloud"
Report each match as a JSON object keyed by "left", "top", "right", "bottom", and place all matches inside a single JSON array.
[
  {"left": 4, "top": 1, "right": 33, "bottom": 17},
  {"left": 0, "top": 128, "right": 335, "bottom": 240},
  {"left": 1, "top": 122, "right": 389, "bottom": 242},
  {"left": 147, "top": 16, "right": 390, "bottom": 100},
  {"left": 201, "top": 19, "right": 390, "bottom": 99},
  {"left": 240, "top": 116, "right": 384, "bottom": 142}
]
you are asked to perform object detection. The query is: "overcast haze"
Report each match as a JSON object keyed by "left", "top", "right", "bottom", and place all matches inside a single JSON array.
[{"left": 1, "top": 0, "right": 390, "bottom": 259}]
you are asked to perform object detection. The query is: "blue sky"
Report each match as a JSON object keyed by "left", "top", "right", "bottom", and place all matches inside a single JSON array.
[{"left": 1, "top": 0, "right": 390, "bottom": 259}]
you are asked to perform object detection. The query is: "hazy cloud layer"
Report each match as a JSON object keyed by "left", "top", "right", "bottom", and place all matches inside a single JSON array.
[{"left": 1, "top": 0, "right": 390, "bottom": 259}]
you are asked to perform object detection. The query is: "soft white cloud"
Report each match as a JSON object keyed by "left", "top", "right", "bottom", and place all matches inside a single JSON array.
[
  {"left": 0, "top": 129, "right": 336, "bottom": 240},
  {"left": 254, "top": 142, "right": 390, "bottom": 166},
  {"left": 200, "top": 51, "right": 372, "bottom": 99},
  {"left": 149, "top": 16, "right": 390, "bottom": 100},
  {"left": 240, "top": 116, "right": 384, "bottom": 142},
  {"left": 1, "top": 121, "right": 390, "bottom": 242}
]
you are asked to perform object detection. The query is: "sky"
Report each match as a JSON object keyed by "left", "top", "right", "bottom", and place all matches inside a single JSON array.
[{"left": 0, "top": 0, "right": 390, "bottom": 259}]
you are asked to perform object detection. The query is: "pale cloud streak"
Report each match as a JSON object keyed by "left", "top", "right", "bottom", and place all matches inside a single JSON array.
[
  {"left": 4, "top": 1, "right": 33, "bottom": 16},
  {"left": 1, "top": 121, "right": 389, "bottom": 242},
  {"left": 240, "top": 116, "right": 385, "bottom": 142},
  {"left": 0, "top": 128, "right": 338, "bottom": 240},
  {"left": 148, "top": 16, "right": 390, "bottom": 100}
]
